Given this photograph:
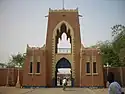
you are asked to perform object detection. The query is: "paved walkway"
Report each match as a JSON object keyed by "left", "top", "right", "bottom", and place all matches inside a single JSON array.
[
  {"left": 2, "top": 87, "right": 125, "bottom": 94},
  {"left": 0, "top": 87, "right": 109, "bottom": 94}
]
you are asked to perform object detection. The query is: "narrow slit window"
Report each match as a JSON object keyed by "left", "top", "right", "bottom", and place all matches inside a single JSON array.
[
  {"left": 36, "top": 62, "right": 40, "bottom": 73},
  {"left": 29, "top": 62, "right": 32, "bottom": 73},
  {"left": 93, "top": 62, "right": 97, "bottom": 73},
  {"left": 86, "top": 62, "right": 90, "bottom": 73}
]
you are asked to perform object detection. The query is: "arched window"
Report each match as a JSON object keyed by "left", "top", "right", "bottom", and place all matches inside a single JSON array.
[{"left": 56, "top": 23, "right": 72, "bottom": 53}]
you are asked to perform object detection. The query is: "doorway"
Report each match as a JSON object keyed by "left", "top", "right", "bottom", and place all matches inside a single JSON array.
[{"left": 55, "top": 58, "right": 72, "bottom": 87}]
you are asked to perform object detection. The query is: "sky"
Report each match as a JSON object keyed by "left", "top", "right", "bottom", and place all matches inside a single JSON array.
[
  {"left": 0, "top": 0, "right": 125, "bottom": 63},
  {"left": 58, "top": 68, "right": 71, "bottom": 74}
]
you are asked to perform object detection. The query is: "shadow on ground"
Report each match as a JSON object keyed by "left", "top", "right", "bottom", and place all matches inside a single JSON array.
[{"left": 65, "top": 89, "right": 76, "bottom": 91}]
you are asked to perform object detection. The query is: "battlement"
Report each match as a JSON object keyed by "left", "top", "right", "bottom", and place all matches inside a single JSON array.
[
  {"left": 27, "top": 44, "right": 46, "bottom": 50},
  {"left": 49, "top": 8, "right": 78, "bottom": 12}
]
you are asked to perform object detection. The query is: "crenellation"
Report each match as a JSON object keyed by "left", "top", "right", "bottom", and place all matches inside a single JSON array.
[{"left": 49, "top": 8, "right": 78, "bottom": 13}]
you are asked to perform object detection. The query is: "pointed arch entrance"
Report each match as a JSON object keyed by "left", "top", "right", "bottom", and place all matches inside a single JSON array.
[
  {"left": 51, "top": 21, "right": 76, "bottom": 87},
  {"left": 56, "top": 58, "right": 71, "bottom": 68},
  {"left": 54, "top": 58, "right": 73, "bottom": 87}
]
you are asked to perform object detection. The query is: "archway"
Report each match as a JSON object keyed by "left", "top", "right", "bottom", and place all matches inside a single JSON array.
[
  {"left": 54, "top": 58, "right": 72, "bottom": 87},
  {"left": 55, "top": 23, "right": 72, "bottom": 54}
]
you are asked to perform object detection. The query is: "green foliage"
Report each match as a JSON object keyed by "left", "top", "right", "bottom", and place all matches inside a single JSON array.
[
  {"left": 0, "top": 63, "right": 7, "bottom": 68},
  {"left": 7, "top": 53, "right": 26, "bottom": 68},
  {"left": 112, "top": 25, "right": 125, "bottom": 66},
  {"left": 95, "top": 40, "right": 118, "bottom": 66},
  {"left": 92, "top": 25, "right": 125, "bottom": 67}
]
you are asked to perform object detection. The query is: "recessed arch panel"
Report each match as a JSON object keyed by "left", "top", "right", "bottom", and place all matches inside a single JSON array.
[
  {"left": 52, "top": 20, "right": 75, "bottom": 79},
  {"left": 53, "top": 20, "right": 74, "bottom": 38}
]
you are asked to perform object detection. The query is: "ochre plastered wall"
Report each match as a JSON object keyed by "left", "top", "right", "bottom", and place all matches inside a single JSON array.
[
  {"left": 80, "top": 48, "right": 104, "bottom": 87},
  {"left": 46, "top": 9, "right": 81, "bottom": 86},
  {"left": 22, "top": 47, "right": 46, "bottom": 87},
  {"left": 22, "top": 9, "right": 104, "bottom": 87}
]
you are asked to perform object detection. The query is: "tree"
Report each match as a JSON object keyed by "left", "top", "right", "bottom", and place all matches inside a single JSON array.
[
  {"left": 89, "top": 25, "right": 125, "bottom": 67},
  {"left": 8, "top": 53, "right": 26, "bottom": 68},
  {"left": 94, "top": 41, "right": 119, "bottom": 66},
  {"left": 0, "top": 63, "right": 7, "bottom": 68},
  {"left": 112, "top": 25, "right": 125, "bottom": 66}
]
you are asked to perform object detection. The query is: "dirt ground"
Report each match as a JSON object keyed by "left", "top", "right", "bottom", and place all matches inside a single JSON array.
[{"left": 0, "top": 87, "right": 125, "bottom": 94}]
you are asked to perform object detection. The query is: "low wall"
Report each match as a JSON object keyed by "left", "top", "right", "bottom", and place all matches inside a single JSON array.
[
  {"left": 0, "top": 68, "right": 23, "bottom": 86},
  {"left": 0, "top": 67, "right": 125, "bottom": 87},
  {"left": 103, "top": 67, "right": 125, "bottom": 87}
]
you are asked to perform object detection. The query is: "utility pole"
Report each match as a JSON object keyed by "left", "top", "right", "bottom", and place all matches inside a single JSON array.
[
  {"left": 16, "top": 65, "right": 20, "bottom": 88},
  {"left": 106, "top": 62, "right": 109, "bottom": 88},
  {"left": 106, "top": 63, "right": 109, "bottom": 76}
]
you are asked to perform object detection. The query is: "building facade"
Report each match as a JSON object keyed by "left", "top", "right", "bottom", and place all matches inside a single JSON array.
[{"left": 22, "top": 8, "right": 104, "bottom": 88}]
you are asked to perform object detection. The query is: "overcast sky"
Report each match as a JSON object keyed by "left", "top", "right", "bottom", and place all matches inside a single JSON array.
[{"left": 0, "top": 0, "right": 125, "bottom": 63}]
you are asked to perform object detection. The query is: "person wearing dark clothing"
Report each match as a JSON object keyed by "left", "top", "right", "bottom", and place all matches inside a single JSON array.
[{"left": 60, "top": 79, "right": 62, "bottom": 86}]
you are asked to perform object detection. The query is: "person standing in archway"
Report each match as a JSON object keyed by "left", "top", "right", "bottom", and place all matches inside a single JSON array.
[{"left": 62, "top": 77, "right": 67, "bottom": 90}]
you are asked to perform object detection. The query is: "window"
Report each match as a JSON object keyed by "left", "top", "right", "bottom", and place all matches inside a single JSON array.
[
  {"left": 93, "top": 62, "right": 97, "bottom": 73},
  {"left": 86, "top": 62, "right": 90, "bottom": 73},
  {"left": 29, "top": 62, "right": 32, "bottom": 73},
  {"left": 36, "top": 62, "right": 40, "bottom": 73}
]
